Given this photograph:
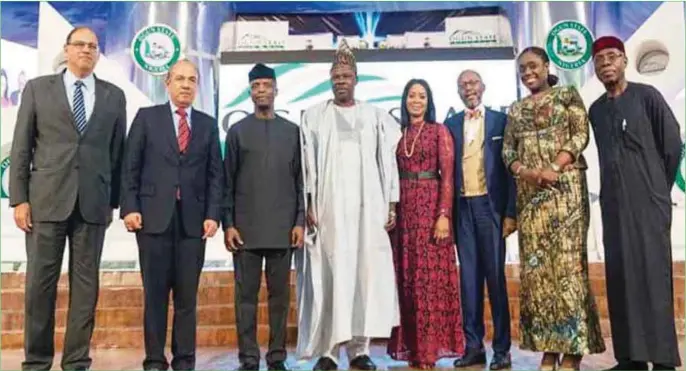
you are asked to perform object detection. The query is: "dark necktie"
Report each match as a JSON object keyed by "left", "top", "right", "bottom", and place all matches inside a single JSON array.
[{"left": 73, "top": 80, "right": 87, "bottom": 134}]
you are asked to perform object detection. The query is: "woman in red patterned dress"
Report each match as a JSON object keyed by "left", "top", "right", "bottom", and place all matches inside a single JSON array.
[{"left": 387, "top": 79, "right": 464, "bottom": 369}]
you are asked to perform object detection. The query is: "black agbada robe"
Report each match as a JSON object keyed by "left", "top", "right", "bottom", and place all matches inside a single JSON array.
[
  {"left": 223, "top": 114, "right": 305, "bottom": 249},
  {"left": 589, "top": 82, "right": 682, "bottom": 366}
]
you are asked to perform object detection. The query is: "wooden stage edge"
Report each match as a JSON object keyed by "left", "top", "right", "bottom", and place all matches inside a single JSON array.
[
  {"left": 1, "top": 262, "right": 684, "bottom": 351},
  {"left": 1, "top": 340, "right": 686, "bottom": 371}
]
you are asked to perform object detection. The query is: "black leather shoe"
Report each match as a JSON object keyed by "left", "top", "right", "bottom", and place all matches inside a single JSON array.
[
  {"left": 454, "top": 349, "right": 487, "bottom": 368},
  {"left": 349, "top": 355, "right": 377, "bottom": 371},
  {"left": 313, "top": 357, "right": 338, "bottom": 371},
  {"left": 490, "top": 353, "right": 512, "bottom": 370},
  {"left": 652, "top": 364, "right": 676, "bottom": 371},
  {"left": 604, "top": 361, "right": 648, "bottom": 370},
  {"left": 267, "top": 361, "right": 289, "bottom": 371},
  {"left": 236, "top": 363, "right": 259, "bottom": 371}
]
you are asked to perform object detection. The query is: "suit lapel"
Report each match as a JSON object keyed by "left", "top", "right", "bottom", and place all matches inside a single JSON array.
[
  {"left": 484, "top": 109, "right": 499, "bottom": 140},
  {"left": 50, "top": 74, "right": 78, "bottom": 134},
  {"left": 162, "top": 103, "right": 181, "bottom": 153},
  {"left": 454, "top": 113, "right": 465, "bottom": 161},
  {"left": 81, "top": 78, "right": 110, "bottom": 137},
  {"left": 187, "top": 111, "right": 204, "bottom": 155},
  {"left": 483, "top": 109, "right": 495, "bottom": 185}
]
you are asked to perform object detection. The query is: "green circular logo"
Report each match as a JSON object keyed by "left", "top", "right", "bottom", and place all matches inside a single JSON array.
[
  {"left": 546, "top": 20, "right": 594, "bottom": 70},
  {"left": 0, "top": 156, "right": 10, "bottom": 199},
  {"left": 131, "top": 24, "right": 182, "bottom": 75}
]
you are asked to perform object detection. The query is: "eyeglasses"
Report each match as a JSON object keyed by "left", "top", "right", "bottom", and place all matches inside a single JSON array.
[
  {"left": 68, "top": 41, "right": 99, "bottom": 51},
  {"left": 593, "top": 52, "right": 623, "bottom": 64},
  {"left": 459, "top": 80, "right": 481, "bottom": 89}
]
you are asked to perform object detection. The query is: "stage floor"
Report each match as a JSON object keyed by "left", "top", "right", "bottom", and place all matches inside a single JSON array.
[{"left": 2, "top": 340, "right": 684, "bottom": 371}]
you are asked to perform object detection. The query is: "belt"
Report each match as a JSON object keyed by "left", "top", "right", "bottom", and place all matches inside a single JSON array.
[{"left": 399, "top": 171, "right": 439, "bottom": 180}]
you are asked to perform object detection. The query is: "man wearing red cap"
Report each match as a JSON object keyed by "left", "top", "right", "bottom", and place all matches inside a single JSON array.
[{"left": 588, "top": 35, "right": 682, "bottom": 371}]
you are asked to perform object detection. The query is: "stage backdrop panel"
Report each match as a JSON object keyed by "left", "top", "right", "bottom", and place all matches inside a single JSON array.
[
  {"left": 218, "top": 48, "right": 518, "bottom": 132},
  {"left": 217, "top": 47, "right": 528, "bottom": 260}
]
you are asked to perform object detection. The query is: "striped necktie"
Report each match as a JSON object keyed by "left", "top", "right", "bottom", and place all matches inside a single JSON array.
[
  {"left": 175, "top": 108, "right": 190, "bottom": 200},
  {"left": 176, "top": 108, "right": 190, "bottom": 153},
  {"left": 73, "top": 80, "right": 87, "bottom": 134}
]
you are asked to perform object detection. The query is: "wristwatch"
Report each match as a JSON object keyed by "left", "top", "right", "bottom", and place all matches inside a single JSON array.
[{"left": 550, "top": 163, "right": 561, "bottom": 173}]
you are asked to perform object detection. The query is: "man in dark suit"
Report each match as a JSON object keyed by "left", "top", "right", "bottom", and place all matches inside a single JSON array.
[
  {"left": 445, "top": 69, "right": 516, "bottom": 371},
  {"left": 224, "top": 63, "right": 304, "bottom": 371},
  {"left": 120, "top": 59, "right": 223, "bottom": 371},
  {"left": 9, "top": 26, "right": 126, "bottom": 371}
]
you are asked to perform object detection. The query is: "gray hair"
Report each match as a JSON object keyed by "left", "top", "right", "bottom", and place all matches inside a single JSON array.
[
  {"left": 165, "top": 58, "right": 199, "bottom": 81},
  {"left": 457, "top": 69, "right": 483, "bottom": 83}
]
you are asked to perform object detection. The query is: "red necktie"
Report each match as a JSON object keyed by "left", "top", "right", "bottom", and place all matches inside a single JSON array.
[
  {"left": 177, "top": 108, "right": 190, "bottom": 153},
  {"left": 176, "top": 108, "right": 190, "bottom": 200}
]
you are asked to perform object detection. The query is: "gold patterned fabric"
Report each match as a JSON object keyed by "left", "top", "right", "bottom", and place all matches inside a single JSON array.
[
  {"left": 502, "top": 86, "right": 605, "bottom": 355},
  {"left": 461, "top": 116, "right": 487, "bottom": 197}
]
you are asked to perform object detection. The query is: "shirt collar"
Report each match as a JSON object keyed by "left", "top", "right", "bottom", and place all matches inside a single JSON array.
[
  {"left": 169, "top": 100, "right": 192, "bottom": 119},
  {"left": 63, "top": 68, "right": 95, "bottom": 92},
  {"left": 465, "top": 104, "right": 485, "bottom": 115}
]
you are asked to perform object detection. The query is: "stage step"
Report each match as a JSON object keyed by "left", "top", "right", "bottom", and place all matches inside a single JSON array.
[{"left": 1, "top": 263, "right": 683, "bottom": 350}]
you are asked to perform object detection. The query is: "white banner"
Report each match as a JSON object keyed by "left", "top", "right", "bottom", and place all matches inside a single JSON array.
[
  {"left": 218, "top": 58, "right": 527, "bottom": 261},
  {"left": 445, "top": 15, "right": 514, "bottom": 47},
  {"left": 219, "top": 59, "right": 518, "bottom": 131},
  {"left": 220, "top": 21, "right": 289, "bottom": 51}
]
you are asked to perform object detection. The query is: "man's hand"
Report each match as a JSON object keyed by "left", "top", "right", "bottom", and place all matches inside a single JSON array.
[
  {"left": 123, "top": 212, "right": 143, "bottom": 232},
  {"left": 14, "top": 202, "right": 32, "bottom": 233},
  {"left": 306, "top": 207, "right": 317, "bottom": 228},
  {"left": 502, "top": 217, "right": 517, "bottom": 238},
  {"left": 291, "top": 226, "right": 304, "bottom": 248},
  {"left": 224, "top": 227, "right": 243, "bottom": 252},
  {"left": 202, "top": 220, "right": 219, "bottom": 239},
  {"left": 384, "top": 210, "right": 397, "bottom": 231}
]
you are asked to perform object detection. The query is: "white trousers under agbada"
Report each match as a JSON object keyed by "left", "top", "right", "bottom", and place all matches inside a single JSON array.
[{"left": 323, "top": 337, "right": 370, "bottom": 364}]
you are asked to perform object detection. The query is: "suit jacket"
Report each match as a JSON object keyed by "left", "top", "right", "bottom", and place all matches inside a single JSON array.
[
  {"left": 120, "top": 103, "right": 223, "bottom": 237},
  {"left": 445, "top": 108, "right": 517, "bottom": 227},
  {"left": 9, "top": 73, "right": 126, "bottom": 224}
]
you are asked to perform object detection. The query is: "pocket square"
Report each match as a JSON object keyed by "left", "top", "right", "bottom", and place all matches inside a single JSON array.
[{"left": 491, "top": 136, "right": 503, "bottom": 141}]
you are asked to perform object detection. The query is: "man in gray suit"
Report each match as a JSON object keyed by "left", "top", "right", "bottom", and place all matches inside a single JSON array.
[{"left": 9, "top": 26, "right": 126, "bottom": 371}]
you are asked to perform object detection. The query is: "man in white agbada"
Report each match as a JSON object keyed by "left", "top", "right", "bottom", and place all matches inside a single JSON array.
[{"left": 294, "top": 40, "right": 401, "bottom": 371}]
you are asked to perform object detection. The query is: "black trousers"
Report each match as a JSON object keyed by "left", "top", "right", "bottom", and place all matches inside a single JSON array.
[
  {"left": 233, "top": 248, "right": 293, "bottom": 365},
  {"left": 136, "top": 203, "right": 206, "bottom": 371},
  {"left": 22, "top": 200, "right": 107, "bottom": 371}
]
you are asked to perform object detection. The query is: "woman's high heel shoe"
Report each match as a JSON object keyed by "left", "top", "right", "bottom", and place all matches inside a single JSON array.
[
  {"left": 559, "top": 354, "right": 582, "bottom": 371},
  {"left": 539, "top": 352, "right": 561, "bottom": 371},
  {"left": 409, "top": 361, "right": 435, "bottom": 370}
]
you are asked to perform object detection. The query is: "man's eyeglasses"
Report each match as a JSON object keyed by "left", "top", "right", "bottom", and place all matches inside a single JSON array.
[
  {"left": 68, "top": 41, "right": 99, "bottom": 51},
  {"left": 459, "top": 80, "right": 481, "bottom": 90},
  {"left": 593, "top": 52, "right": 623, "bottom": 64}
]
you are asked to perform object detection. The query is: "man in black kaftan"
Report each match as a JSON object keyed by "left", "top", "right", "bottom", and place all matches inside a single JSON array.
[
  {"left": 223, "top": 63, "right": 305, "bottom": 371},
  {"left": 588, "top": 36, "right": 683, "bottom": 371}
]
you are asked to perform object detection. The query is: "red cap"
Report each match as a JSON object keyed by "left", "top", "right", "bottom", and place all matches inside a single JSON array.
[{"left": 592, "top": 36, "right": 625, "bottom": 57}]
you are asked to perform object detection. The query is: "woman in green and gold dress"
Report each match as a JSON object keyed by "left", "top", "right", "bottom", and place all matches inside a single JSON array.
[{"left": 502, "top": 46, "right": 605, "bottom": 371}]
